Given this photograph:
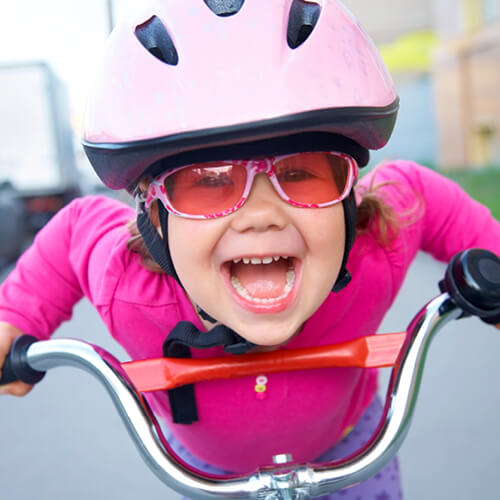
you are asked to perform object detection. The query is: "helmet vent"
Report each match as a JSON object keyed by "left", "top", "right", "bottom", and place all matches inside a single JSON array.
[
  {"left": 135, "top": 16, "right": 179, "bottom": 66},
  {"left": 202, "top": 0, "right": 245, "bottom": 17},
  {"left": 287, "top": 0, "right": 321, "bottom": 49}
]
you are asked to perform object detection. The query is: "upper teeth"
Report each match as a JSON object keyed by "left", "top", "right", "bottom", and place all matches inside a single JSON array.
[{"left": 233, "top": 256, "right": 289, "bottom": 265}]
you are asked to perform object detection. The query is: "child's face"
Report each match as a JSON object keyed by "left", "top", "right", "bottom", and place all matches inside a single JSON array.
[{"left": 168, "top": 172, "right": 345, "bottom": 347}]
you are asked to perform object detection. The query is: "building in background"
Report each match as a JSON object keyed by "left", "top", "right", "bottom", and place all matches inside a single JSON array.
[
  {"left": 0, "top": 62, "right": 80, "bottom": 265},
  {"left": 346, "top": 0, "right": 500, "bottom": 170},
  {"left": 345, "top": 0, "right": 434, "bottom": 44},
  {"left": 344, "top": 0, "right": 439, "bottom": 168},
  {"left": 432, "top": 0, "right": 500, "bottom": 168}
]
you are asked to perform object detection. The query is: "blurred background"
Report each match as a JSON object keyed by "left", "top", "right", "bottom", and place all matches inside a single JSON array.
[
  {"left": 1, "top": 0, "right": 499, "bottom": 271},
  {"left": 0, "top": 1, "right": 499, "bottom": 499},
  {"left": 351, "top": 0, "right": 500, "bottom": 202}
]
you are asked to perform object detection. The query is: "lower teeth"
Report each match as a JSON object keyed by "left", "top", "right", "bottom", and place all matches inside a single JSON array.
[{"left": 230, "top": 270, "right": 295, "bottom": 304}]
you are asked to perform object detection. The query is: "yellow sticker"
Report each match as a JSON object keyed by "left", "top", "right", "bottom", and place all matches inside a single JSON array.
[{"left": 341, "top": 425, "right": 354, "bottom": 438}]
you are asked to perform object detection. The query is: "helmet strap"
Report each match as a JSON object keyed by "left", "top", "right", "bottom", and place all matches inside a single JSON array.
[
  {"left": 157, "top": 203, "right": 225, "bottom": 323},
  {"left": 332, "top": 192, "right": 357, "bottom": 293},
  {"left": 163, "top": 321, "right": 255, "bottom": 424},
  {"left": 196, "top": 305, "right": 218, "bottom": 323},
  {"left": 136, "top": 199, "right": 180, "bottom": 282},
  {"left": 136, "top": 199, "right": 226, "bottom": 321}
]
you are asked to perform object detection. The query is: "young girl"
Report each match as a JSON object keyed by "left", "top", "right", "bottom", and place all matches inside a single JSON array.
[{"left": 1, "top": 1, "right": 499, "bottom": 498}]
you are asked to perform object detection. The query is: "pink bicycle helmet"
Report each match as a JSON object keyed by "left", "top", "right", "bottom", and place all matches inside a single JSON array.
[{"left": 83, "top": 0, "right": 398, "bottom": 192}]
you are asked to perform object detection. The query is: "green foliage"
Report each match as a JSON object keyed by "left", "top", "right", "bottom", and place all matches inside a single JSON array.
[{"left": 437, "top": 167, "right": 500, "bottom": 221}]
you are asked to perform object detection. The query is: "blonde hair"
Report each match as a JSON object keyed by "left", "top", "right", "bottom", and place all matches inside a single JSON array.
[
  {"left": 355, "top": 178, "right": 401, "bottom": 246},
  {"left": 127, "top": 169, "right": 413, "bottom": 273}
]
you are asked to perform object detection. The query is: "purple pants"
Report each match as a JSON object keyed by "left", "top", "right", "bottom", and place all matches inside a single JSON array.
[{"left": 167, "top": 397, "right": 403, "bottom": 500}]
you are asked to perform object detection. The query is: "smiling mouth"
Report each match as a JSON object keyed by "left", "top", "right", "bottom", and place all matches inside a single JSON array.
[{"left": 227, "top": 256, "right": 296, "bottom": 305}]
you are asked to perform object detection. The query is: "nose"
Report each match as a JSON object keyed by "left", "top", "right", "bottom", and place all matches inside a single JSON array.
[{"left": 230, "top": 173, "right": 288, "bottom": 233}]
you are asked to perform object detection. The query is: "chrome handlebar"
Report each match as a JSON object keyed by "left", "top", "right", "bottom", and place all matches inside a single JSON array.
[
  {"left": 21, "top": 293, "right": 460, "bottom": 500},
  {"left": 4, "top": 248, "right": 500, "bottom": 499}
]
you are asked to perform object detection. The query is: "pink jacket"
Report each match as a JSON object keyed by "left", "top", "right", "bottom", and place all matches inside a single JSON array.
[{"left": 1, "top": 161, "right": 499, "bottom": 472}]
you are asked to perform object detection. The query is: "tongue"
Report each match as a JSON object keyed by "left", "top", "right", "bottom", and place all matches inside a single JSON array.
[{"left": 232, "top": 260, "right": 289, "bottom": 298}]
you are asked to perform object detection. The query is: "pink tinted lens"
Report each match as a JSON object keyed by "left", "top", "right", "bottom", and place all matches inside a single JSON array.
[
  {"left": 274, "top": 152, "right": 350, "bottom": 204},
  {"left": 164, "top": 163, "right": 247, "bottom": 216}
]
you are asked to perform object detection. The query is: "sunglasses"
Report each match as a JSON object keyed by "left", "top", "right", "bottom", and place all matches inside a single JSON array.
[{"left": 144, "top": 151, "right": 358, "bottom": 219}]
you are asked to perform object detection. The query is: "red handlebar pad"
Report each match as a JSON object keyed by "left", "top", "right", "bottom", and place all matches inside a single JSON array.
[{"left": 122, "top": 332, "right": 406, "bottom": 392}]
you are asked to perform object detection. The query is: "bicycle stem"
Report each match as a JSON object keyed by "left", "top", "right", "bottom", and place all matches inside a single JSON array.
[{"left": 21, "top": 292, "right": 460, "bottom": 500}]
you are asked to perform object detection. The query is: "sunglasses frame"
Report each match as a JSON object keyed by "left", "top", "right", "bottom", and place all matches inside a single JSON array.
[{"left": 143, "top": 151, "right": 359, "bottom": 219}]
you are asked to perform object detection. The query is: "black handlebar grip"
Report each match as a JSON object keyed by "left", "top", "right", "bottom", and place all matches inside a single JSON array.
[
  {"left": 0, "top": 335, "right": 46, "bottom": 386},
  {"left": 440, "top": 249, "right": 500, "bottom": 324}
]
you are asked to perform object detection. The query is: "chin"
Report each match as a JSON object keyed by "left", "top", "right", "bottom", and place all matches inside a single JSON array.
[{"left": 232, "top": 319, "right": 303, "bottom": 348}]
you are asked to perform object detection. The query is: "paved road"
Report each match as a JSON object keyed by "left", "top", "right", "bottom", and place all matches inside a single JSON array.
[{"left": 1, "top": 252, "right": 499, "bottom": 499}]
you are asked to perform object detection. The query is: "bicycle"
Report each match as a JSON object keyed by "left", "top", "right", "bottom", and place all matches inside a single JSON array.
[{"left": 1, "top": 249, "right": 499, "bottom": 500}]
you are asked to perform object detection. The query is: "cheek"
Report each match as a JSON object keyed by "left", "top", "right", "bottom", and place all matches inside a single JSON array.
[
  {"left": 168, "top": 217, "right": 190, "bottom": 272},
  {"left": 326, "top": 216, "right": 346, "bottom": 261},
  {"left": 168, "top": 217, "right": 205, "bottom": 283},
  {"left": 167, "top": 216, "right": 220, "bottom": 297},
  {"left": 304, "top": 207, "right": 346, "bottom": 291},
  {"left": 309, "top": 207, "right": 345, "bottom": 260}
]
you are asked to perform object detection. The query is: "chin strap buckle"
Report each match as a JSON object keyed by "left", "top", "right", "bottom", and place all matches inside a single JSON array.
[{"left": 224, "top": 340, "right": 255, "bottom": 355}]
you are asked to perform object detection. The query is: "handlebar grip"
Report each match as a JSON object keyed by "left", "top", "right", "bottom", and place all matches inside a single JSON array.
[
  {"left": 440, "top": 249, "right": 500, "bottom": 324},
  {"left": 0, "top": 335, "right": 46, "bottom": 386}
]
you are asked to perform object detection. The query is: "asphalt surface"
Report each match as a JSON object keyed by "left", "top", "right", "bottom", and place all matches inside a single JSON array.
[{"left": 1, "top": 252, "right": 499, "bottom": 499}]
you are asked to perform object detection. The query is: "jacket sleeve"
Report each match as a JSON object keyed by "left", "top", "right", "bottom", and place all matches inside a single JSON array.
[
  {"left": 363, "top": 161, "right": 500, "bottom": 263},
  {"left": 0, "top": 196, "right": 134, "bottom": 339}
]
